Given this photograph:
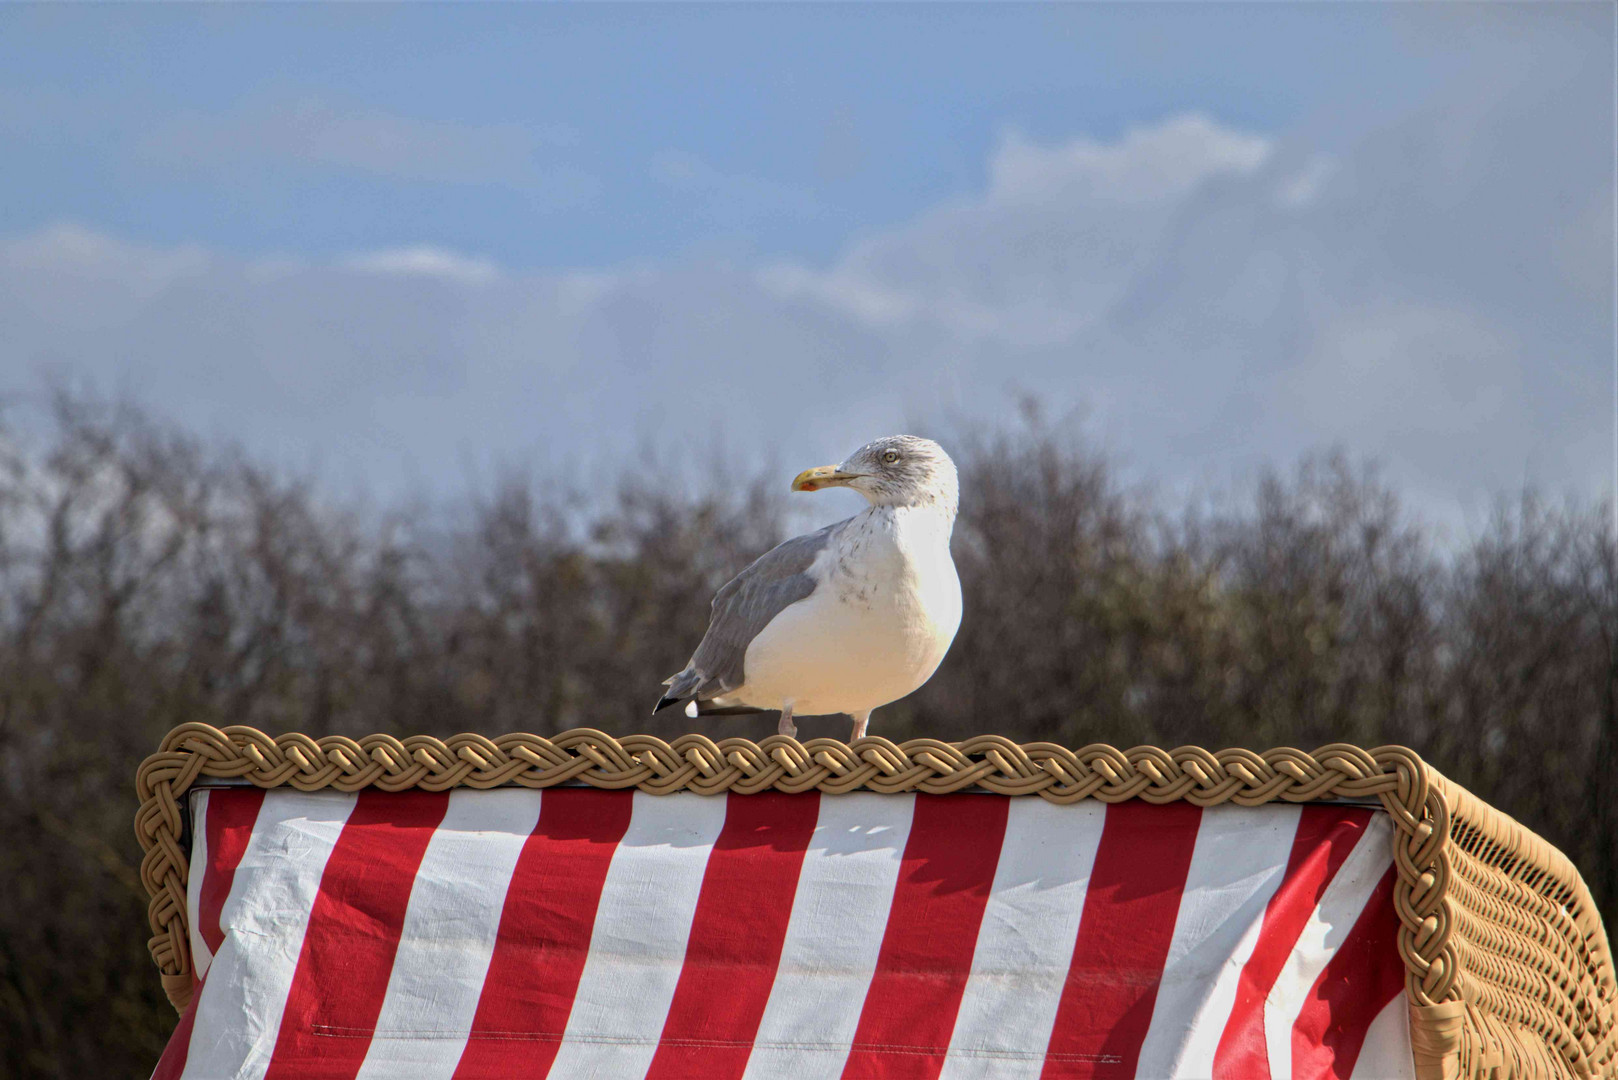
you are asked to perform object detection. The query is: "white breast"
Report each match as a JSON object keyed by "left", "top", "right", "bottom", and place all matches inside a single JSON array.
[{"left": 731, "top": 506, "right": 962, "bottom": 716}]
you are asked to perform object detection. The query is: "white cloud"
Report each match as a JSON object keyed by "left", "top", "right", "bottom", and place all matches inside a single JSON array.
[
  {"left": 341, "top": 246, "right": 501, "bottom": 286},
  {"left": 1, "top": 223, "right": 210, "bottom": 329},
  {"left": 1276, "top": 303, "right": 1517, "bottom": 438},
  {"left": 1274, "top": 155, "right": 1336, "bottom": 209},
  {"left": 758, "top": 262, "right": 921, "bottom": 327},
  {"left": 4, "top": 222, "right": 209, "bottom": 281},
  {"left": 760, "top": 115, "right": 1277, "bottom": 347},
  {"left": 987, "top": 114, "right": 1272, "bottom": 207}
]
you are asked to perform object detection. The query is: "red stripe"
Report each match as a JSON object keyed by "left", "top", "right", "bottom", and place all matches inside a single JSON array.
[
  {"left": 1289, "top": 867, "right": 1405, "bottom": 1080},
  {"left": 452, "top": 788, "right": 634, "bottom": 1080},
  {"left": 647, "top": 791, "right": 821, "bottom": 1079},
  {"left": 1212, "top": 807, "right": 1375, "bottom": 1080},
  {"left": 157, "top": 789, "right": 266, "bottom": 1079},
  {"left": 840, "top": 793, "right": 1010, "bottom": 1080},
  {"left": 262, "top": 790, "right": 450, "bottom": 1080},
  {"left": 198, "top": 787, "right": 267, "bottom": 957},
  {"left": 150, "top": 978, "right": 202, "bottom": 1080},
  {"left": 1040, "top": 800, "right": 1203, "bottom": 1080}
]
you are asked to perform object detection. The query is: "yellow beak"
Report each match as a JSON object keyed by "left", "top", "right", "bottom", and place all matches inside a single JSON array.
[{"left": 791, "top": 465, "right": 862, "bottom": 492}]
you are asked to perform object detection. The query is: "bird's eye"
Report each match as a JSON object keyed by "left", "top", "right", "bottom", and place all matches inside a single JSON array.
[{"left": 881, "top": 449, "right": 901, "bottom": 464}]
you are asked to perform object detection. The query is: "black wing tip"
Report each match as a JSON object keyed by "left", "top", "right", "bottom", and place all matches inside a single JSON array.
[{"left": 651, "top": 695, "right": 770, "bottom": 718}]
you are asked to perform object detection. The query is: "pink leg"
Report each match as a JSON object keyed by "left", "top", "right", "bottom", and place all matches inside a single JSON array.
[{"left": 848, "top": 710, "right": 870, "bottom": 741}]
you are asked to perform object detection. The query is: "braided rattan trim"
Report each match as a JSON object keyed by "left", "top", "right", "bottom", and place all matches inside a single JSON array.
[{"left": 132, "top": 723, "right": 1609, "bottom": 1079}]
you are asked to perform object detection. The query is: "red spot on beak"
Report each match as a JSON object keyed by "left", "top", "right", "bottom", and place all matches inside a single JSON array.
[{"left": 798, "top": 481, "right": 819, "bottom": 491}]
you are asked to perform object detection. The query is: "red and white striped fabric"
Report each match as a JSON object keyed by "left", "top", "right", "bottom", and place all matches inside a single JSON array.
[{"left": 153, "top": 786, "right": 1414, "bottom": 1080}]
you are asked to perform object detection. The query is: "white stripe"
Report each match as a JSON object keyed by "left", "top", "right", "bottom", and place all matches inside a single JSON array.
[
  {"left": 937, "top": 799, "right": 1105, "bottom": 1080},
  {"left": 186, "top": 790, "right": 215, "bottom": 983},
  {"left": 1348, "top": 996, "right": 1416, "bottom": 1080},
  {"left": 180, "top": 790, "right": 357, "bottom": 1080},
  {"left": 741, "top": 792, "right": 916, "bottom": 1080},
  {"left": 353, "top": 788, "right": 545, "bottom": 1080},
  {"left": 1264, "top": 813, "right": 1394, "bottom": 1080},
  {"left": 1140, "top": 804, "right": 1304, "bottom": 1080},
  {"left": 545, "top": 790, "right": 728, "bottom": 1079}
]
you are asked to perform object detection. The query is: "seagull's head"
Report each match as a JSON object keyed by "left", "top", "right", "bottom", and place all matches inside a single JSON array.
[{"left": 791, "top": 435, "right": 958, "bottom": 517}]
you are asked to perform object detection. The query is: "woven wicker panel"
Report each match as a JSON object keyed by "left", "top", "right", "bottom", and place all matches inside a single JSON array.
[
  {"left": 1431, "top": 770, "right": 1617, "bottom": 1079},
  {"left": 133, "top": 723, "right": 1614, "bottom": 1079}
]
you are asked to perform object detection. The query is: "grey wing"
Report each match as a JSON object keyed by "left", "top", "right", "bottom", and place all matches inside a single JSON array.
[{"left": 663, "top": 519, "right": 845, "bottom": 703}]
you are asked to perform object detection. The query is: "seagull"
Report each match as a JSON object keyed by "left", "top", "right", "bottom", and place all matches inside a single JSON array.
[{"left": 653, "top": 435, "right": 962, "bottom": 742}]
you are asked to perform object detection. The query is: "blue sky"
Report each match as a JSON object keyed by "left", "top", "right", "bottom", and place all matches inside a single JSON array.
[
  {"left": 2, "top": 4, "right": 1443, "bottom": 264},
  {"left": 0, "top": 3, "right": 1611, "bottom": 532}
]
